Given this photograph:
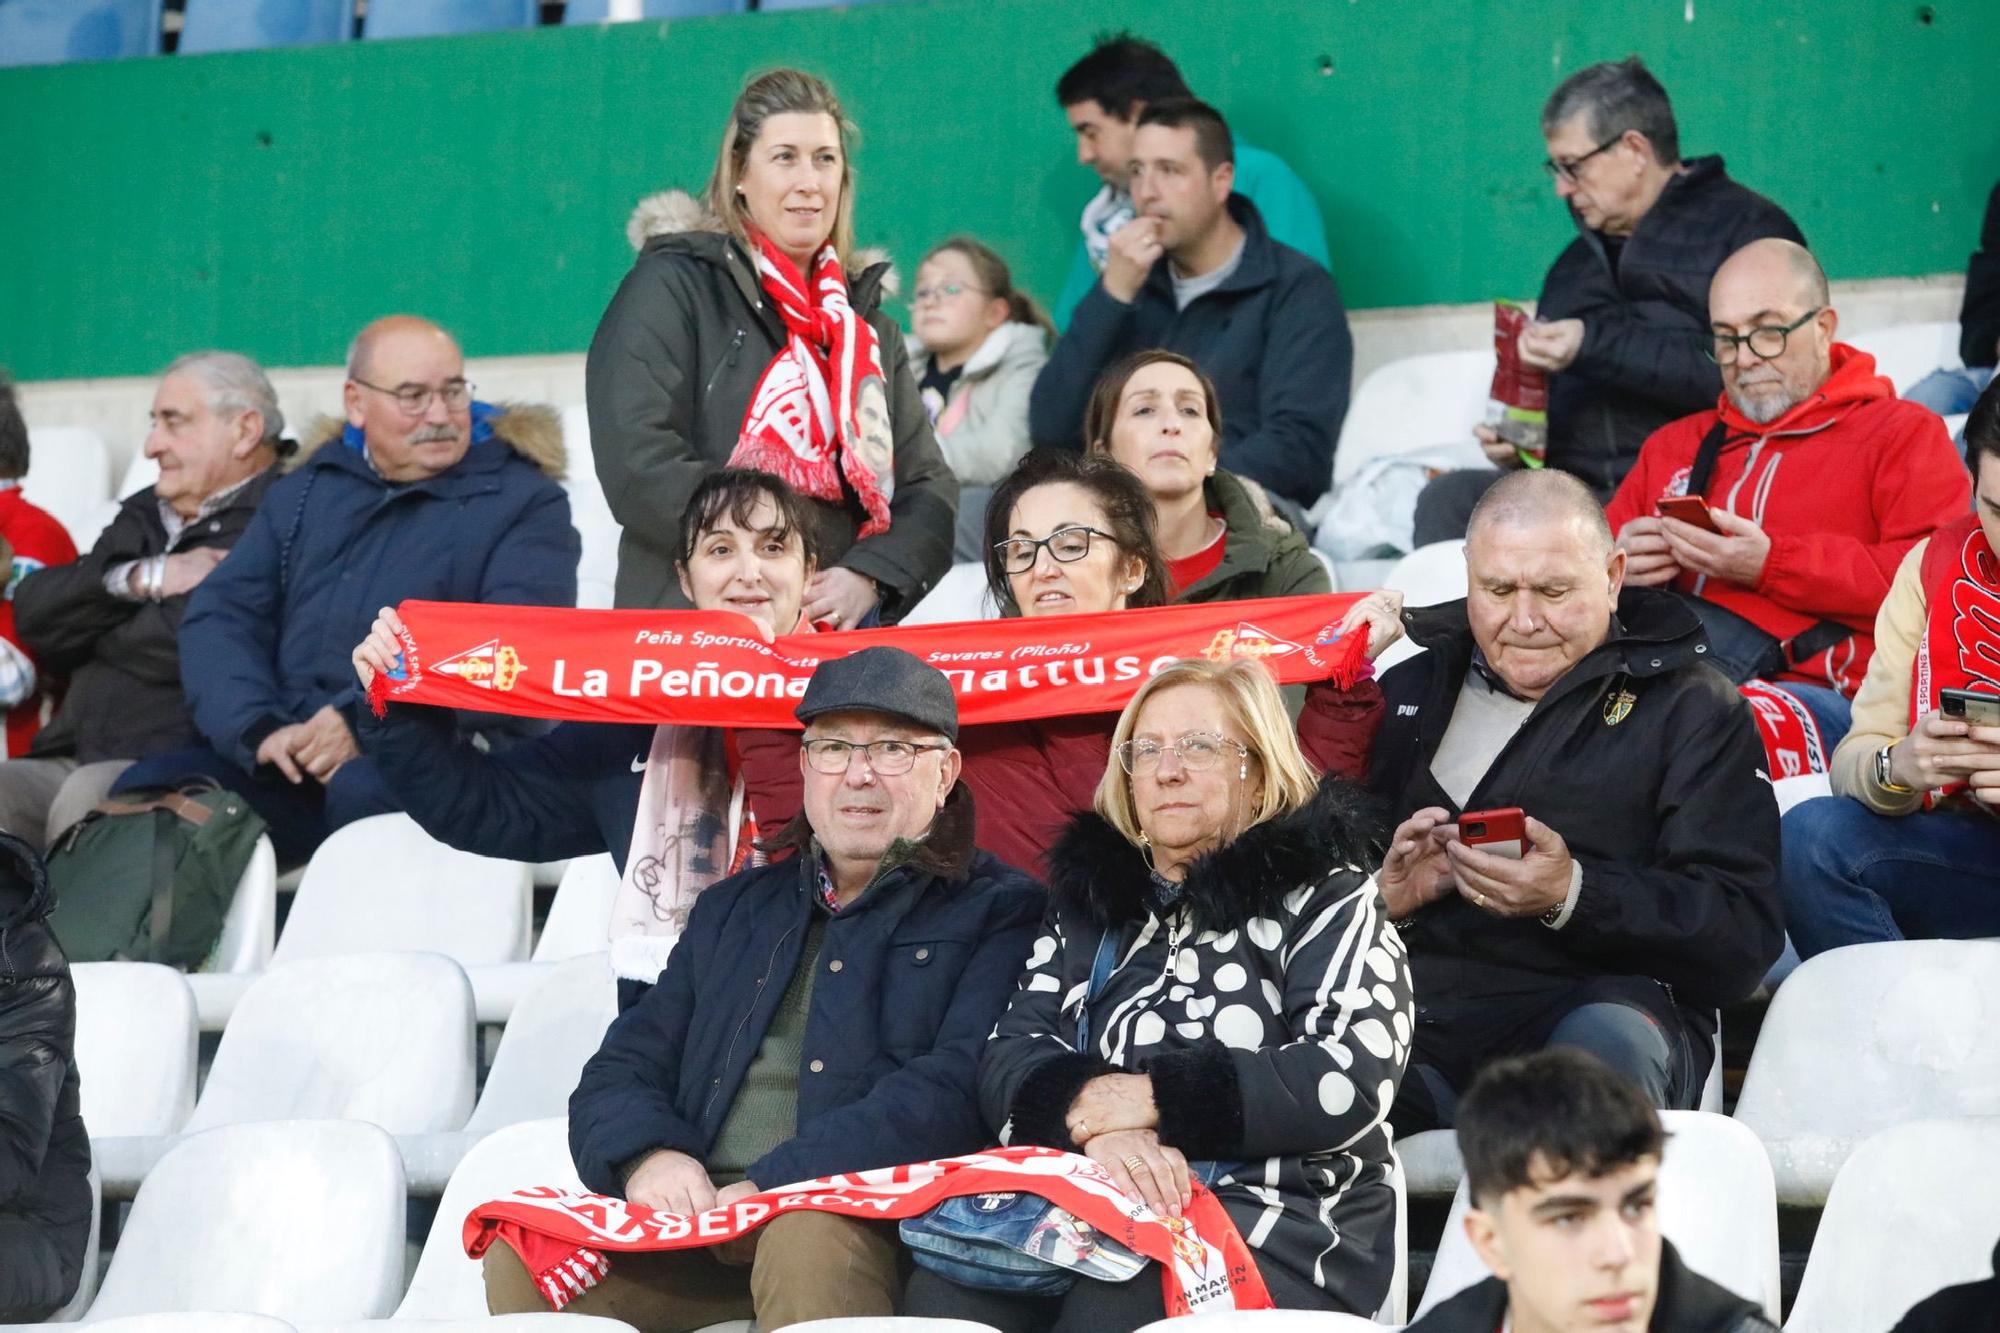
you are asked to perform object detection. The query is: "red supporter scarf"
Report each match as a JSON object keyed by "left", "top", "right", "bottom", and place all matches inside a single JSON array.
[
  {"left": 729, "top": 233, "right": 894, "bottom": 538},
  {"left": 366, "top": 594, "right": 1369, "bottom": 727},
  {"left": 463, "top": 1147, "right": 1272, "bottom": 1315},
  {"left": 1738, "top": 680, "right": 1827, "bottom": 782},
  {"left": 1913, "top": 513, "right": 2000, "bottom": 803}
]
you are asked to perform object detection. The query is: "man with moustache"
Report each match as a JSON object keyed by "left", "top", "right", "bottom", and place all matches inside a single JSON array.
[
  {"left": 116, "top": 316, "right": 579, "bottom": 864},
  {"left": 1606, "top": 239, "right": 1966, "bottom": 744},
  {"left": 1029, "top": 98, "right": 1352, "bottom": 511}
]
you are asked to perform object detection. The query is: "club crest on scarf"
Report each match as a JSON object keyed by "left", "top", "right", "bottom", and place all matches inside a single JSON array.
[{"left": 731, "top": 234, "right": 895, "bottom": 537}]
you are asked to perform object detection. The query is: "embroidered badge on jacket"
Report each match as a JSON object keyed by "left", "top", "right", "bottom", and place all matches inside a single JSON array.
[{"left": 1603, "top": 688, "right": 1637, "bottom": 726}]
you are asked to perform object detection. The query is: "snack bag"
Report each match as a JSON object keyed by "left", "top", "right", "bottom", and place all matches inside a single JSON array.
[{"left": 1488, "top": 300, "right": 1550, "bottom": 465}]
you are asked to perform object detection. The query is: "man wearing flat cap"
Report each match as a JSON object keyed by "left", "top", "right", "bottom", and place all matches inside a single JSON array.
[{"left": 501, "top": 647, "right": 1045, "bottom": 1328}]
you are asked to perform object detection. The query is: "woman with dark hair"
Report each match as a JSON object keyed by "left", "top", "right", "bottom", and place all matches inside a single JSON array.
[
  {"left": 959, "top": 450, "right": 1399, "bottom": 874},
  {"left": 352, "top": 469, "right": 820, "bottom": 1000},
  {"left": 908, "top": 658, "right": 1410, "bottom": 1330},
  {"left": 588, "top": 68, "right": 956, "bottom": 625},
  {"left": 908, "top": 237, "right": 1053, "bottom": 560},
  {"left": 1084, "top": 349, "right": 1329, "bottom": 604}
]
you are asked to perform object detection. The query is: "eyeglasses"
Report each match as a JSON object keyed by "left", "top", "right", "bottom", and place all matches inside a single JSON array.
[
  {"left": 912, "top": 282, "right": 986, "bottom": 307},
  {"left": 993, "top": 526, "right": 1114, "bottom": 575},
  {"left": 1542, "top": 134, "right": 1624, "bottom": 184},
  {"left": 1114, "top": 731, "right": 1249, "bottom": 777},
  {"left": 1703, "top": 308, "right": 1822, "bottom": 364},
  {"left": 802, "top": 737, "right": 951, "bottom": 776},
  {"left": 352, "top": 377, "right": 475, "bottom": 416}
]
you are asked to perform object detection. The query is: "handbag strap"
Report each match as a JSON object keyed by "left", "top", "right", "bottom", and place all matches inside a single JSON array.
[
  {"left": 1072, "top": 930, "right": 1123, "bottom": 1054},
  {"left": 1684, "top": 418, "right": 1852, "bottom": 672}
]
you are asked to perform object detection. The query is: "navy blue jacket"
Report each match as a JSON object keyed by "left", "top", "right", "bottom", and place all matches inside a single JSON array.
[
  {"left": 1028, "top": 195, "right": 1353, "bottom": 506},
  {"left": 357, "top": 702, "right": 803, "bottom": 874},
  {"left": 179, "top": 409, "right": 579, "bottom": 769},
  {"left": 569, "top": 787, "right": 1044, "bottom": 1195}
]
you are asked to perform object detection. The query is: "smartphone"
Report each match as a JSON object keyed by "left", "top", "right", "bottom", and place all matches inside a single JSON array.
[
  {"left": 1457, "top": 807, "right": 1527, "bottom": 860},
  {"left": 1940, "top": 687, "right": 2000, "bottom": 727},
  {"left": 1655, "top": 495, "right": 1722, "bottom": 534}
]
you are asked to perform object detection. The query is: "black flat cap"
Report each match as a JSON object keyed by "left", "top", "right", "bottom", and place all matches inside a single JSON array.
[{"left": 795, "top": 646, "right": 959, "bottom": 741}]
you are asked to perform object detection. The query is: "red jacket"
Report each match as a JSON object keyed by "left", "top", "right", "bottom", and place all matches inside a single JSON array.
[
  {"left": 1604, "top": 344, "right": 1968, "bottom": 695},
  {"left": 0, "top": 488, "right": 77, "bottom": 756},
  {"left": 960, "top": 678, "right": 1385, "bottom": 877}
]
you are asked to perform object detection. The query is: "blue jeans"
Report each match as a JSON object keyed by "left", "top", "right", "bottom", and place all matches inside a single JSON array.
[
  {"left": 1771, "top": 680, "right": 1855, "bottom": 749},
  {"left": 1905, "top": 365, "right": 1995, "bottom": 416},
  {"left": 1780, "top": 796, "right": 2000, "bottom": 959}
]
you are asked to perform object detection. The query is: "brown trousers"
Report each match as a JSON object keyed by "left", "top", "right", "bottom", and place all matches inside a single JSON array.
[{"left": 484, "top": 1210, "right": 905, "bottom": 1331}]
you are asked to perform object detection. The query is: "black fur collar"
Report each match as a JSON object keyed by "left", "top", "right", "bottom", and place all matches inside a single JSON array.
[{"left": 1043, "top": 778, "right": 1385, "bottom": 932}]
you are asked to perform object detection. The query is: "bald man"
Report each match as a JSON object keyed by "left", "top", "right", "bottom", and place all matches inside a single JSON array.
[
  {"left": 1369, "top": 469, "right": 1781, "bottom": 1130},
  {"left": 114, "top": 316, "right": 580, "bottom": 866},
  {"left": 1605, "top": 239, "right": 1968, "bottom": 746}
]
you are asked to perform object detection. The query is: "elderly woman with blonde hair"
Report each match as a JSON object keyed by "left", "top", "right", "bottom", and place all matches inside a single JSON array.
[{"left": 905, "top": 657, "right": 1413, "bottom": 1332}]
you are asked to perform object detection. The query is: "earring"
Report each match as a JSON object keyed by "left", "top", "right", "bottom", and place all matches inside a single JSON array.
[{"left": 1239, "top": 761, "right": 1248, "bottom": 780}]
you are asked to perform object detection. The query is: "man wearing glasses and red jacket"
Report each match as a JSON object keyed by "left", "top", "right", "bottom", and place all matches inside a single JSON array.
[{"left": 1606, "top": 239, "right": 1968, "bottom": 746}]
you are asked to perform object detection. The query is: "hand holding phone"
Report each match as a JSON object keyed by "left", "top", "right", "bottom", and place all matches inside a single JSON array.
[
  {"left": 1940, "top": 688, "right": 2000, "bottom": 728},
  {"left": 1655, "top": 496, "right": 1722, "bottom": 534},
  {"left": 1455, "top": 807, "right": 1527, "bottom": 860}
]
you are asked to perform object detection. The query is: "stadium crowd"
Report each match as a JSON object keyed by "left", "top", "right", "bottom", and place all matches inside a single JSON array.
[{"left": 4, "top": 31, "right": 1999, "bottom": 1333}]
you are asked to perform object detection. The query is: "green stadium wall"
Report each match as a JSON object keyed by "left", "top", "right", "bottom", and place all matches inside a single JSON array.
[{"left": 2, "top": 0, "right": 1995, "bottom": 383}]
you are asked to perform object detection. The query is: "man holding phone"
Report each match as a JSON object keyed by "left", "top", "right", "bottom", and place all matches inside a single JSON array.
[
  {"left": 1605, "top": 239, "right": 1967, "bottom": 745},
  {"left": 1780, "top": 384, "right": 2000, "bottom": 956},
  {"left": 1369, "top": 469, "right": 1781, "bottom": 1132}
]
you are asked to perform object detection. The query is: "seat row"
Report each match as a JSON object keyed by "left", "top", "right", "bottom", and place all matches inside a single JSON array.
[{"left": 30, "top": 1108, "right": 2000, "bottom": 1331}]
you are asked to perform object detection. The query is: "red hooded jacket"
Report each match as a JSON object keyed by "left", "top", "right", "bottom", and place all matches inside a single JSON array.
[
  {"left": 0, "top": 488, "right": 77, "bottom": 756},
  {"left": 1604, "top": 344, "right": 1968, "bottom": 695}
]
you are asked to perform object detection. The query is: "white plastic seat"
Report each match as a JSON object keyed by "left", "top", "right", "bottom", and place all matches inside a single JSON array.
[
  {"left": 395, "top": 1118, "right": 582, "bottom": 1318},
  {"left": 70, "top": 962, "right": 196, "bottom": 1137},
  {"left": 788, "top": 1324, "right": 999, "bottom": 1332},
  {"left": 40, "top": 1161, "right": 101, "bottom": 1322},
  {"left": 22, "top": 425, "right": 113, "bottom": 547},
  {"left": 1373, "top": 539, "right": 1468, "bottom": 671},
  {"left": 901, "top": 562, "right": 997, "bottom": 625},
  {"left": 1416, "top": 1110, "right": 1779, "bottom": 1322},
  {"left": 559, "top": 405, "right": 620, "bottom": 610},
  {"left": 1845, "top": 321, "right": 1961, "bottom": 396},
  {"left": 464, "top": 852, "right": 622, "bottom": 1024},
  {"left": 175, "top": 833, "right": 281, "bottom": 1031},
  {"left": 87, "top": 1120, "right": 405, "bottom": 1322},
  {"left": 118, "top": 448, "right": 160, "bottom": 499},
  {"left": 1734, "top": 939, "right": 2000, "bottom": 1204},
  {"left": 1786, "top": 1117, "right": 2000, "bottom": 1331},
  {"left": 83, "top": 1317, "right": 299, "bottom": 1332},
  {"left": 402, "top": 952, "right": 617, "bottom": 1192},
  {"left": 304, "top": 1319, "right": 641, "bottom": 1331},
  {"left": 1331, "top": 350, "right": 1496, "bottom": 495}
]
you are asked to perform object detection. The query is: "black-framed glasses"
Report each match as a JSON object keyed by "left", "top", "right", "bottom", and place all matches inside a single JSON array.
[
  {"left": 1703, "top": 308, "right": 1822, "bottom": 364},
  {"left": 353, "top": 376, "right": 474, "bottom": 416},
  {"left": 1542, "top": 134, "right": 1624, "bottom": 184},
  {"left": 1114, "top": 731, "right": 1249, "bottom": 777},
  {"left": 993, "top": 526, "right": 1114, "bottom": 575},
  {"left": 802, "top": 737, "right": 951, "bottom": 776}
]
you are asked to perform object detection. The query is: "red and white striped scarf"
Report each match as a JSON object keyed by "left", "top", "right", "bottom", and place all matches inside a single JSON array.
[{"left": 730, "top": 233, "right": 894, "bottom": 538}]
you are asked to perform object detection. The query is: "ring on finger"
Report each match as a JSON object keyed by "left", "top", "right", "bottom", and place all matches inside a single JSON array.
[{"left": 1122, "top": 1154, "right": 1148, "bottom": 1173}]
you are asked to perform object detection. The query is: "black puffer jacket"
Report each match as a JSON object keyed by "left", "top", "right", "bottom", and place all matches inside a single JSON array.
[
  {"left": 13, "top": 466, "right": 282, "bottom": 764},
  {"left": 1409, "top": 1239, "right": 1777, "bottom": 1333},
  {"left": 1368, "top": 589, "right": 1783, "bottom": 1026},
  {"left": 0, "top": 832, "right": 90, "bottom": 1318},
  {"left": 1537, "top": 156, "right": 1803, "bottom": 496},
  {"left": 1959, "top": 182, "right": 2000, "bottom": 370},
  {"left": 587, "top": 190, "right": 957, "bottom": 617}
]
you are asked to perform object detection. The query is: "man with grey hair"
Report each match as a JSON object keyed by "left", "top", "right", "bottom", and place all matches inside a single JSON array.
[
  {"left": 1415, "top": 57, "right": 1802, "bottom": 543},
  {"left": 1369, "top": 468, "right": 1782, "bottom": 1130},
  {"left": 1606, "top": 238, "right": 1966, "bottom": 744},
  {"left": 2, "top": 352, "right": 289, "bottom": 850},
  {"left": 111, "top": 316, "right": 578, "bottom": 866}
]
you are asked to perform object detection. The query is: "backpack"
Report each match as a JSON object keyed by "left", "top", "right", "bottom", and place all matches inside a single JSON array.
[{"left": 43, "top": 783, "right": 266, "bottom": 968}]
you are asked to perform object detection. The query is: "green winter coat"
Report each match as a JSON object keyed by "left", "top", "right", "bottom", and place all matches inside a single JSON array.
[{"left": 1174, "top": 468, "right": 1331, "bottom": 605}]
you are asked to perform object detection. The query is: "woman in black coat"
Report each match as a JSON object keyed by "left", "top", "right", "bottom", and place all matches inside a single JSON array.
[
  {"left": 587, "top": 67, "right": 957, "bottom": 623},
  {"left": 0, "top": 830, "right": 91, "bottom": 1320}
]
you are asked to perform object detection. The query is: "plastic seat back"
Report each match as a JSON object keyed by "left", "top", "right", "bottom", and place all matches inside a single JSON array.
[
  {"left": 1734, "top": 939, "right": 2000, "bottom": 1204},
  {"left": 178, "top": 0, "right": 352, "bottom": 51},
  {"left": 395, "top": 1117, "right": 581, "bottom": 1317},
  {"left": 71, "top": 961, "right": 197, "bottom": 1137},
  {"left": 901, "top": 562, "right": 997, "bottom": 625},
  {"left": 465, "top": 951, "right": 616, "bottom": 1132},
  {"left": 275, "top": 813, "right": 531, "bottom": 966},
  {"left": 0, "top": 0, "right": 160, "bottom": 65},
  {"left": 559, "top": 404, "right": 621, "bottom": 610},
  {"left": 88, "top": 1120, "right": 404, "bottom": 1321},
  {"left": 23, "top": 424, "right": 113, "bottom": 545},
  {"left": 205, "top": 833, "right": 277, "bottom": 974},
  {"left": 362, "top": 0, "right": 537, "bottom": 38},
  {"left": 1332, "top": 350, "right": 1495, "bottom": 493},
  {"left": 1787, "top": 1117, "right": 2000, "bottom": 1332},
  {"left": 534, "top": 853, "right": 620, "bottom": 961},
  {"left": 185, "top": 951, "right": 475, "bottom": 1134},
  {"left": 1846, "top": 321, "right": 1962, "bottom": 395}
]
